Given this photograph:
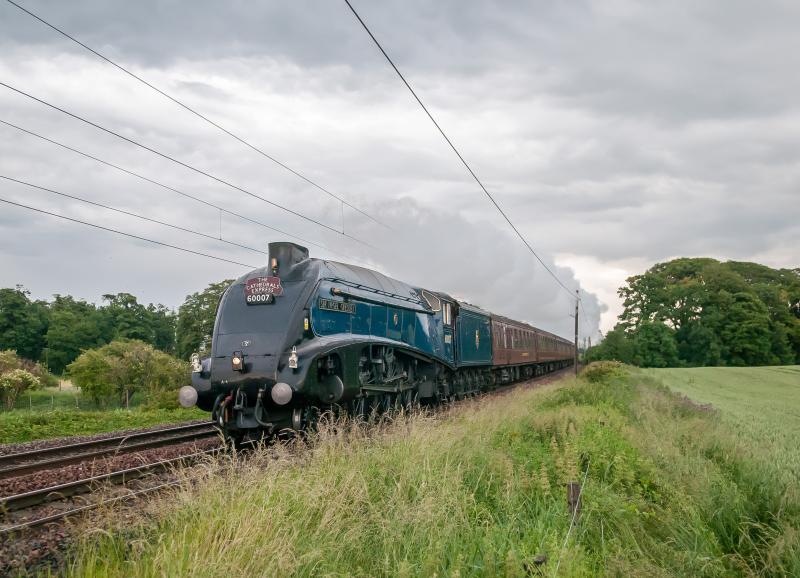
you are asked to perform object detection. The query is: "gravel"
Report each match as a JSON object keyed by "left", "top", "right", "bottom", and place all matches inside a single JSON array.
[
  {"left": 0, "top": 438, "right": 219, "bottom": 576},
  {"left": 0, "top": 437, "right": 219, "bottom": 497}
]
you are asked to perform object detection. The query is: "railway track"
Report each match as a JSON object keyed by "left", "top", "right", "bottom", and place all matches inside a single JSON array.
[
  {"left": 0, "top": 422, "right": 218, "bottom": 481},
  {"left": 0, "top": 448, "right": 220, "bottom": 535},
  {"left": 0, "top": 369, "right": 573, "bottom": 538}
]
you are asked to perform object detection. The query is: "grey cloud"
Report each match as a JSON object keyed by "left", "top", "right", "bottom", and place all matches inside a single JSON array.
[{"left": 1, "top": 0, "right": 797, "bottom": 336}]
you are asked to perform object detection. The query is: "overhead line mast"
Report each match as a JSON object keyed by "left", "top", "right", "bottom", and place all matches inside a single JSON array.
[
  {"left": 0, "top": 80, "right": 375, "bottom": 250},
  {"left": 342, "top": 0, "right": 579, "bottom": 300},
  {"left": 4, "top": 0, "right": 390, "bottom": 232}
]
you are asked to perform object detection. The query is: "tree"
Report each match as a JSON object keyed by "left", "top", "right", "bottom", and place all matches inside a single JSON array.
[
  {"left": 68, "top": 340, "right": 188, "bottom": 407},
  {"left": 176, "top": 280, "right": 233, "bottom": 360},
  {"left": 632, "top": 322, "right": 679, "bottom": 368},
  {"left": 65, "top": 349, "right": 115, "bottom": 405},
  {"left": 45, "top": 295, "right": 106, "bottom": 374},
  {"left": 148, "top": 303, "right": 177, "bottom": 354},
  {"left": 0, "top": 286, "right": 182, "bottom": 372},
  {"left": 0, "top": 368, "right": 41, "bottom": 409},
  {"left": 618, "top": 258, "right": 716, "bottom": 331},
  {"left": 0, "top": 286, "right": 49, "bottom": 361},
  {"left": 716, "top": 292, "right": 772, "bottom": 366},
  {"left": 616, "top": 258, "right": 799, "bottom": 367},
  {"left": 585, "top": 326, "right": 635, "bottom": 364},
  {"left": 676, "top": 322, "right": 722, "bottom": 366},
  {"left": 101, "top": 293, "right": 177, "bottom": 353}
]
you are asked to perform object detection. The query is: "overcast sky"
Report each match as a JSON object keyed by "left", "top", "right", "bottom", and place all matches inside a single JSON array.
[{"left": 1, "top": 0, "right": 798, "bottom": 344}]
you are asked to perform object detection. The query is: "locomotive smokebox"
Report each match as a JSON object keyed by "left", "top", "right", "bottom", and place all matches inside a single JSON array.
[{"left": 268, "top": 242, "right": 309, "bottom": 275}]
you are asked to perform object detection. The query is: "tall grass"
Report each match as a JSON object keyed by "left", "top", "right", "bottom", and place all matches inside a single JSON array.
[{"left": 64, "top": 368, "right": 800, "bottom": 577}]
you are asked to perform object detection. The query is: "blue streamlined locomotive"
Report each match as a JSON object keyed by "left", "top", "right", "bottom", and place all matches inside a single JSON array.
[{"left": 181, "top": 242, "right": 574, "bottom": 441}]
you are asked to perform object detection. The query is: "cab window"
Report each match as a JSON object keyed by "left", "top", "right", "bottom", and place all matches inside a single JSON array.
[{"left": 442, "top": 302, "right": 453, "bottom": 326}]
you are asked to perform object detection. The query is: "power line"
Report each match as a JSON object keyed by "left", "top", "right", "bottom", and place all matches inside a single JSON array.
[
  {"left": 0, "top": 118, "right": 345, "bottom": 256},
  {"left": 0, "top": 174, "right": 267, "bottom": 255},
  {"left": 342, "top": 0, "right": 577, "bottom": 298},
  {"left": 0, "top": 80, "right": 375, "bottom": 249},
  {"left": 0, "top": 196, "right": 257, "bottom": 269},
  {"left": 5, "top": 0, "right": 390, "bottom": 231}
]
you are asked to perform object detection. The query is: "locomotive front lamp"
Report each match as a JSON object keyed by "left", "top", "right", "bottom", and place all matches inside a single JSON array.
[
  {"left": 190, "top": 353, "right": 202, "bottom": 373},
  {"left": 232, "top": 350, "right": 244, "bottom": 372},
  {"left": 271, "top": 257, "right": 278, "bottom": 275}
]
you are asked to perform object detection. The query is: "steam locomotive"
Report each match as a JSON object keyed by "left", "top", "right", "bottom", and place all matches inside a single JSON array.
[{"left": 180, "top": 242, "right": 574, "bottom": 441}]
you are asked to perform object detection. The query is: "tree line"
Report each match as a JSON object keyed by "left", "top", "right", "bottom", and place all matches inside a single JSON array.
[
  {"left": 0, "top": 280, "right": 232, "bottom": 375},
  {"left": 587, "top": 258, "right": 800, "bottom": 367}
]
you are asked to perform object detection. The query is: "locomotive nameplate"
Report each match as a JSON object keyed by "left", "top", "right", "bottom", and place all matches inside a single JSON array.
[
  {"left": 244, "top": 276, "right": 283, "bottom": 305},
  {"left": 319, "top": 297, "right": 355, "bottom": 314}
]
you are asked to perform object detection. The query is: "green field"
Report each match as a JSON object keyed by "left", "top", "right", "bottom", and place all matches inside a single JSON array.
[
  {"left": 647, "top": 366, "right": 800, "bottom": 482},
  {"left": 63, "top": 365, "right": 800, "bottom": 577}
]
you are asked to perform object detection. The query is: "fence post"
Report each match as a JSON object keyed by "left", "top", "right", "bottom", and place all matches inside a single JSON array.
[
  {"left": 567, "top": 481, "right": 582, "bottom": 518},
  {"left": 29, "top": 394, "right": 32, "bottom": 410}
]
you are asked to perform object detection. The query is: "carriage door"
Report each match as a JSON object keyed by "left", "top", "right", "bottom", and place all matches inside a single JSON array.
[
  {"left": 442, "top": 301, "right": 455, "bottom": 364},
  {"left": 504, "top": 325, "right": 512, "bottom": 365}
]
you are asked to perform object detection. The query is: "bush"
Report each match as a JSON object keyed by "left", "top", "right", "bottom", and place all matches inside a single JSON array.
[
  {"left": 141, "top": 388, "right": 181, "bottom": 410},
  {"left": 68, "top": 340, "right": 189, "bottom": 407},
  {"left": 581, "top": 360, "right": 627, "bottom": 383},
  {"left": 0, "top": 349, "right": 55, "bottom": 409},
  {"left": 0, "top": 368, "right": 41, "bottom": 409}
]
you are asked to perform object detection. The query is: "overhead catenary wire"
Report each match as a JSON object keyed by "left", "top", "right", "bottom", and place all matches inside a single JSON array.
[
  {"left": 342, "top": 0, "right": 578, "bottom": 299},
  {"left": 0, "top": 118, "right": 358, "bottom": 259},
  {"left": 0, "top": 196, "right": 257, "bottom": 269},
  {"left": 0, "top": 81, "right": 375, "bottom": 249},
  {"left": 0, "top": 174, "right": 267, "bottom": 255},
  {"left": 4, "top": 0, "right": 391, "bottom": 231}
]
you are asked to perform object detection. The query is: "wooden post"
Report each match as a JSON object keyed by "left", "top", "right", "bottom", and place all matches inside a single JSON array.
[
  {"left": 567, "top": 481, "right": 582, "bottom": 518},
  {"left": 574, "top": 290, "right": 579, "bottom": 376}
]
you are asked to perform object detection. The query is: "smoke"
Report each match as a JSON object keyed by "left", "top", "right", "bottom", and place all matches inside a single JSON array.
[{"left": 317, "top": 197, "right": 604, "bottom": 342}]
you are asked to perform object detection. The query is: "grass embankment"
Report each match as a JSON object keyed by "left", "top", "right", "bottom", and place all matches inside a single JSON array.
[
  {"left": 0, "top": 406, "right": 206, "bottom": 444},
  {"left": 65, "top": 366, "right": 799, "bottom": 577}
]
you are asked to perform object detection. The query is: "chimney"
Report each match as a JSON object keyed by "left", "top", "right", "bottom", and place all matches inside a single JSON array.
[{"left": 268, "top": 242, "right": 309, "bottom": 275}]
